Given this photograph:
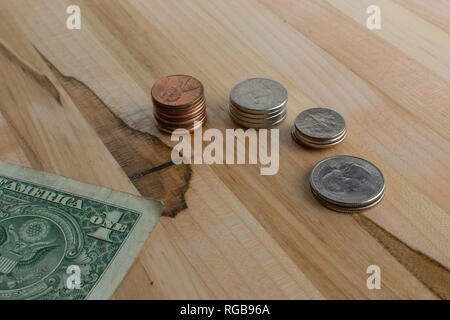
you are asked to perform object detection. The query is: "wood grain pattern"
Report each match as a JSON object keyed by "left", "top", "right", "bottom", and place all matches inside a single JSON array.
[
  {"left": 40, "top": 50, "right": 192, "bottom": 217},
  {"left": 327, "top": 0, "right": 450, "bottom": 82},
  {"left": 0, "top": 0, "right": 448, "bottom": 299},
  {"left": 394, "top": 0, "right": 450, "bottom": 33}
]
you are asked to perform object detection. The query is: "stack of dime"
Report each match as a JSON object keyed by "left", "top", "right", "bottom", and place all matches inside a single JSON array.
[
  {"left": 151, "top": 75, "right": 206, "bottom": 134},
  {"left": 292, "top": 108, "right": 346, "bottom": 148},
  {"left": 309, "top": 156, "right": 385, "bottom": 213},
  {"left": 229, "top": 78, "right": 287, "bottom": 128}
]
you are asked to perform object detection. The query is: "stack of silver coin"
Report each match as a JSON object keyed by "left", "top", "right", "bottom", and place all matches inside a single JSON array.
[
  {"left": 309, "top": 156, "right": 385, "bottom": 213},
  {"left": 229, "top": 78, "right": 287, "bottom": 128},
  {"left": 292, "top": 108, "right": 346, "bottom": 148}
]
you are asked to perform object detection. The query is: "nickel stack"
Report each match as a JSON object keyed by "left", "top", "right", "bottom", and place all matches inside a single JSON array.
[
  {"left": 229, "top": 78, "right": 287, "bottom": 128},
  {"left": 151, "top": 75, "right": 207, "bottom": 134}
]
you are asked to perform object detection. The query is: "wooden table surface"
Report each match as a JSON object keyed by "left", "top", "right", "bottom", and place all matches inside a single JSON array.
[{"left": 0, "top": 0, "right": 449, "bottom": 299}]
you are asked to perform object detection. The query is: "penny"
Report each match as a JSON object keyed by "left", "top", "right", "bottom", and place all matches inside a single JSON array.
[
  {"left": 151, "top": 75, "right": 207, "bottom": 134},
  {"left": 155, "top": 96, "right": 206, "bottom": 113},
  {"left": 156, "top": 100, "right": 206, "bottom": 119},
  {"left": 155, "top": 115, "right": 206, "bottom": 134},
  {"left": 154, "top": 110, "right": 205, "bottom": 126},
  {"left": 309, "top": 155, "right": 385, "bottom": 208},
  {"left": 151, "top": 75, "right": 203, "bottom": 107}
]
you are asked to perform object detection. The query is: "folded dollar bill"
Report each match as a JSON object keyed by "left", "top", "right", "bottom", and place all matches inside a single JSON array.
[{"left": 0, "top": 161, "right": 163, "bottom": 300}]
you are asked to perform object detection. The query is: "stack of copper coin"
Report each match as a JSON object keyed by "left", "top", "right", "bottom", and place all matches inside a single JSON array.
[{"left": 151, "top": 75, "right": 207, "bottom": 134}]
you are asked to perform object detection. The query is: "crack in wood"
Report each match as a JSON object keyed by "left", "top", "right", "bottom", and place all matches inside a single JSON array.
[
  {"left": 0, "top": 42, "right": 61, "bottom": 105},
  {"left": 354, "top": 214, "right": 449, "bottom": 299},
  {"left": 129, "top": 160, "right": 178, "bottom": 180},
  {"left": 34, "top": 48, "right": 191, "bottom": 218}
]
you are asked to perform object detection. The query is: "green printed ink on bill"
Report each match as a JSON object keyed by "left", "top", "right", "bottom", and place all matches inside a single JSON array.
[{"left": 0, "top": 161, "right": 163, "bottom": 300}]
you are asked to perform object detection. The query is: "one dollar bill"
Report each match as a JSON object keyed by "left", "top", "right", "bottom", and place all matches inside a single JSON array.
[{"left": 0, "top": 161, "right": 163, "bottom": 300}]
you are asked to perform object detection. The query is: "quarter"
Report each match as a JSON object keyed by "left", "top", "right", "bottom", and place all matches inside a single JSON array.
[{"left": 309, "top": 155, "right": 385, "bottom": 208}]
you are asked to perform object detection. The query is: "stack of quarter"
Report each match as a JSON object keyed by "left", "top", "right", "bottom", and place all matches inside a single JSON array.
[
  {"left": 151, "top": 75, "right": 207, "bottom": 134},
  {"left": 292, "top": 108, "right": 346, "bottom": 148},
  {"left": 309, "top": 156, "right": 385, "bottom": 213},
  {"left": 229, "top": 78, "right": 287, "bottom": 128}
]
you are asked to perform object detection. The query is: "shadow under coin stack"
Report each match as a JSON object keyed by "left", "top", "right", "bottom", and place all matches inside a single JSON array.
[
  {"left": 151, "top": 75, "right": 207, "bottom": 134},
  {"left": 309, "top": 155, "right": 385, "bottom": 213},
  {"left": 229, "top": 78, "right": 287, "bottom": 128},
  {"left": 292, "top": 108, "right": 346, "bottom": 148}
]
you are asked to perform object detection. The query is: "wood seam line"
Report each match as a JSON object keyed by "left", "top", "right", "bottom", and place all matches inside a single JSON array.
[
  {"left": 354, "top": 214, "right": 449, "bottom": 299},
  {"left": 31, "top": 44, "right": 192, "bottom": 218}
]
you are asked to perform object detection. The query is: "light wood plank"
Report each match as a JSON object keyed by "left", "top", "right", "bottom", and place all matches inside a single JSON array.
[
  {"left": 326, "top": 0, "right": 450, "bottom": 82},
  {"left": 394, "top": 0, "right": 450, "bottom": 33},
  {"left": 0, "top": 0, "right": 448, "bottom": 299}
]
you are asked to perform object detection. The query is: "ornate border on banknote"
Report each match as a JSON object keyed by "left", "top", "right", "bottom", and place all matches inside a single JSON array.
[{"left": 0, "top": 161, "right": 163, "bottom": 300}]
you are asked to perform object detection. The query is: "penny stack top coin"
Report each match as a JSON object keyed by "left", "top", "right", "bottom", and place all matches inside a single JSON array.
[
  {"left": 309, "top": 155, "right": 385, "bottom": 213},
  {"left": 229, "top": 78, "right": 287, "bottom": 128},
  {"left": 151, "top": 75, "right": 207, "bottom": 134},
  {"left": 292, "top": 108, "right": 346, "bottom": 148}
]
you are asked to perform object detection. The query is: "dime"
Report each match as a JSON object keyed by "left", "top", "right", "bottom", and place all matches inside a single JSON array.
[
  {"left": 229, "top": 78, "right": 288, "bottom": 128},
  {"left": 295, "top": 108, "right": 345, "bottom": 140},
  {"left": 151, "top": 75, "right": 207, "bottom": 133},
  {"left": 309, "top": 155, "right": 385, "bottom": 211},
  {"left": 292, "top": 108, "right": 346, "bottom": 148},
  {"left": 292, "top": 127, "right": 347, "bottom": 148}
]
